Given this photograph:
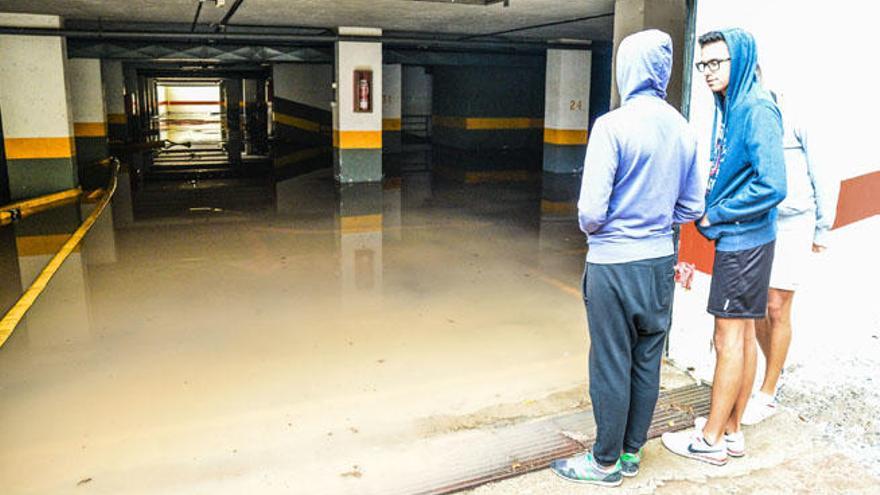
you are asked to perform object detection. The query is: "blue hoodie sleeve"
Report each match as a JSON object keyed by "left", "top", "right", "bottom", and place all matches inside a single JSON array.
[
  {"left": 577, "top": 119, "right": 618, "bottom": 235},
  {"left": 706, "top": 103, "right": 787, "bottom": 226},
  {"left": 673, "top": 139, "right": 705, "bottom": 224}
]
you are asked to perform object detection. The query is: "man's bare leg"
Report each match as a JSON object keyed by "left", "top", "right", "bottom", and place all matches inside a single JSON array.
[
  {"left": 756, "top": 288, "right": 795, "bottom": 395},
  {"left": 726, "top": 319, "right": 757, "bottom": 434},
  {"left": 702, "top": 317, "right": 746, "bottom": 444}
]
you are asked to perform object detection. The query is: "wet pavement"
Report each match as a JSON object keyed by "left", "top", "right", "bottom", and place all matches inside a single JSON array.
[{"left": 0, "top": 162, "right": 605, "bottom": 494}]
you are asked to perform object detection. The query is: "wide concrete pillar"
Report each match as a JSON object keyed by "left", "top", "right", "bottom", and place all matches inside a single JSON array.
[
  {"left": 333, "top": 37, "right": 383, "bottom": 183},
  {"left": 382, "top": 64, "right": 402, "bottom": 154},
  {"left": 0, "top": 13, "right": 77, "bottom": 200},
  {"left": 611, "top": 0, "right": 687, "bottom": 110},
  {"left": 68, "top": 58, "right": 109, "bottom": 190},
  {"left": 101, "top": 60, "right": 127, "bottom": 144},
  {"left": 271, "top": 64, "right": 333, "bottom": 147},
  {"left": 543, "top": 49, "right": 591, "bottom": 174}
]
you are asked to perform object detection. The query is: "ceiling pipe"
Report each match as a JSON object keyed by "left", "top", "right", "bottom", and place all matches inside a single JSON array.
[
  {"left": 0, "top": 26, "right": 590, "bottom": 51},
  {"left": 190, "top": 0, "right": 205, "bottom": 32},
  {"left": 216, "top": 0, "right": 246, "bottom": 31}
]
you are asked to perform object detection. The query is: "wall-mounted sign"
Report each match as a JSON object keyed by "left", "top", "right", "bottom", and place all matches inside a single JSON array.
[{"left": 354, "top": 70, "right": 373, "bottom": 113}]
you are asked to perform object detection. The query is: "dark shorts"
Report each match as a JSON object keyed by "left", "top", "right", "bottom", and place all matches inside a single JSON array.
[{"left": 708, "top": 240, "right": 776, "bottom": 318}]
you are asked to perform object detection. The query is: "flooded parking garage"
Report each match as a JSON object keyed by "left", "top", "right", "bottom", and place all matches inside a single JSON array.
[{"left": 1, "top": 1, "right": 879, "bottom": 493}]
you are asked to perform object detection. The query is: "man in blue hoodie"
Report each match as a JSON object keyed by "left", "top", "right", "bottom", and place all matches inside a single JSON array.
[
  {"left": 662, "top": 29, "right": 787, "bottom": 466},
  {"left": 550, "top": 30, "right": 704, "bottom": 487}
]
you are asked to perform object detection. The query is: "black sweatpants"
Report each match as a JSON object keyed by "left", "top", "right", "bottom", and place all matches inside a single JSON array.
[{"left": 584, "top": 254, "right": 675, "bottom": 466}]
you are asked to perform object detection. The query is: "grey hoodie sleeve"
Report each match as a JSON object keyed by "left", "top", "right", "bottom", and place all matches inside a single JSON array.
[
  {"left": 673, "top": 139, "right": 705, "bottom": 224},
  {"left": 797, "top": 125, "right": 839, "bottom": 246},
  {"left": 577, "top": 120, "right": 618, "bottom": 235}
]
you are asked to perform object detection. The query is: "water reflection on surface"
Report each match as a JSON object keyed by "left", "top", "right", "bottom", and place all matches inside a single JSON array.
[{"left": 0, "top": 166, "right": 591, "bottom": 494}]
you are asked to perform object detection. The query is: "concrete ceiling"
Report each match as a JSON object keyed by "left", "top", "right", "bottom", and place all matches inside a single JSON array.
[{"left": 0, "top": 0, "right": 615, "bottom": 41}]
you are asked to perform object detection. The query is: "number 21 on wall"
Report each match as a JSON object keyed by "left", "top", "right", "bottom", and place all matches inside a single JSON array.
[{"left": 569, "top": 100, "right": 584, "bottom": 111}]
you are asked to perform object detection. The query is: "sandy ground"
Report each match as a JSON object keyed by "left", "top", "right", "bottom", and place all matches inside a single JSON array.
[{"left": 466, "top": 410, "right": 880, "bottom": 494}]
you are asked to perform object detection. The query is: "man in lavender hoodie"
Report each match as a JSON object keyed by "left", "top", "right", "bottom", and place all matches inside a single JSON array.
[{"left": 550, "top": 30, "right": 704, "bottom": 487}]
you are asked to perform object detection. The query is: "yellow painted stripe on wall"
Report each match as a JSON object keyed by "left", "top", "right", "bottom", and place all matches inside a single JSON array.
[
  {"left": 16, "top": 234, "right": 76, "bottom": 257},
  {"left": 74, "top": 122, "right": 108, "bottom": 138},
  {"left": 107, "top": 113, "right": 127, "bottom": 124},
  {"left": 340, "top": 214, "right": 383, "bottom": 233},
  {"left": 335, "top": 130, "right": 382, "bottom": 149},
  {"left": 541, "top": 199, "right": 578, "bottom": 215},
  {"left": 4, "top": 137, "right": 75, "bottom": 159},
  {"left": 433, "top": 116, "right": 544, "bottom": 130},
  {"left": 382, "top": 118, "right": 402, "bottom": 131},
  {"left": 543, "top": 128, "right": 588, "bottom": 145},
  {"left": 273, "top": 112, "right": 321, "bottom": 133},
  {"left": 466, "top": 117, "right": 543, "bottom": 130},
  {"left": 464, "top": 170, "right": 537, "bottom": 184},
  {"left": 273, "top": 146, "right": 328, "bottom": 168}
]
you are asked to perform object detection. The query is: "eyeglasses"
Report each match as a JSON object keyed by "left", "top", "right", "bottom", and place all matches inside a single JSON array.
[{"left": 695, "top": 58, "right": 731, "bottom": 73}]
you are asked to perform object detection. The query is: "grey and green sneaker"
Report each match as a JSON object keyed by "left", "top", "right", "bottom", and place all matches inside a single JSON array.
[
  {"left": 620, "top": 449, "right": 642, "bottom": 477},
  {"left": 550, "top": 452, "right": 623, "bottom": 487}
]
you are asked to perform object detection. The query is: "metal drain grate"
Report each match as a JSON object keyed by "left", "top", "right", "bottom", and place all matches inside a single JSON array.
[{"left": 384, "top": 383, "right": 711, "bottom": 495}]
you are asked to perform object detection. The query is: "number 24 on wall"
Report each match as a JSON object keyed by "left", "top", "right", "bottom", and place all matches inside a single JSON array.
[{"left": 569, "top": 100, "right": 584, "bottom": 111}]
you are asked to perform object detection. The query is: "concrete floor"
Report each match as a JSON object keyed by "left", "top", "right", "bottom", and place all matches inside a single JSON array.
[{"left": 0, "top": 168, "right": 599, "bottom": 494}]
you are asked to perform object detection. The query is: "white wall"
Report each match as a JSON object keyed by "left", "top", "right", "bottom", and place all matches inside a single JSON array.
[
  {"left": 101, "top": 60, "right": 126, "bottom": 116},
  {"left": 273, "top": 63, "right": 333, "bottom": 110},
  {"left": 688, "top": 0, "right": 880, "bottom": 180},
  {"left": 67, "top": 58, "right": 106, "bottom": 124},
  {"left": 382, "top": 64, "right": 402, "bottom": 121}
]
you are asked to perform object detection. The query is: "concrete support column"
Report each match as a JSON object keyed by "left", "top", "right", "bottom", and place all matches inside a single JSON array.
[
  {"left": 271, "top": 64, "right": 332, "bottom": 147},
  {"left": 68, "top": 58, "right": 109, "bottom": 190},
  {"left": 543, "top": 49, "right": 591, "bottom": 174},
  {"left": 243, "top": 78, "right": 268, "bottom": 155},
  {"left": 382, "top": 64, "right": 402, "bottom": 154},
  {"left": 333, "top": 37, "right": 383, "bottom": 183},
  {"left": 612, "top": 0, "right": 687, "bottom": 109},
  {"left": 0, "top": 13, "right": 77, "bottom": 200},
  {"left": 101, "top": 60, "right": 127, "bottom": 144},
  {"left": 224, "top": 78, "right": 243, "bottom": 168},
  {"left": 123, "top": 66, "right": 139, "bottom": 142}
]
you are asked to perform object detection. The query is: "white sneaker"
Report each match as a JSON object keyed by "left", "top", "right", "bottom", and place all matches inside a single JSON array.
[
  {"left": 694, "top": 417, "right": 745, "bottom": 458},
  {"left": 661, "top": 426, "right": 728, "bottom": 466},
  {"left": 741, "top": 392, "right": 779, "bottom": 426}
]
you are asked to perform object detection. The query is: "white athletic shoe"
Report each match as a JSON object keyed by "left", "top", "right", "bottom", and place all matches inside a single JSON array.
[
  {"left": 694, "top": 416, "right": 745, "bottom": 458},
  {"left": 661, "top": 425, "right": 728, "bottom": 466},
  {"left": 741, "top": 392, "right": 779, "bottom": 426}
]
